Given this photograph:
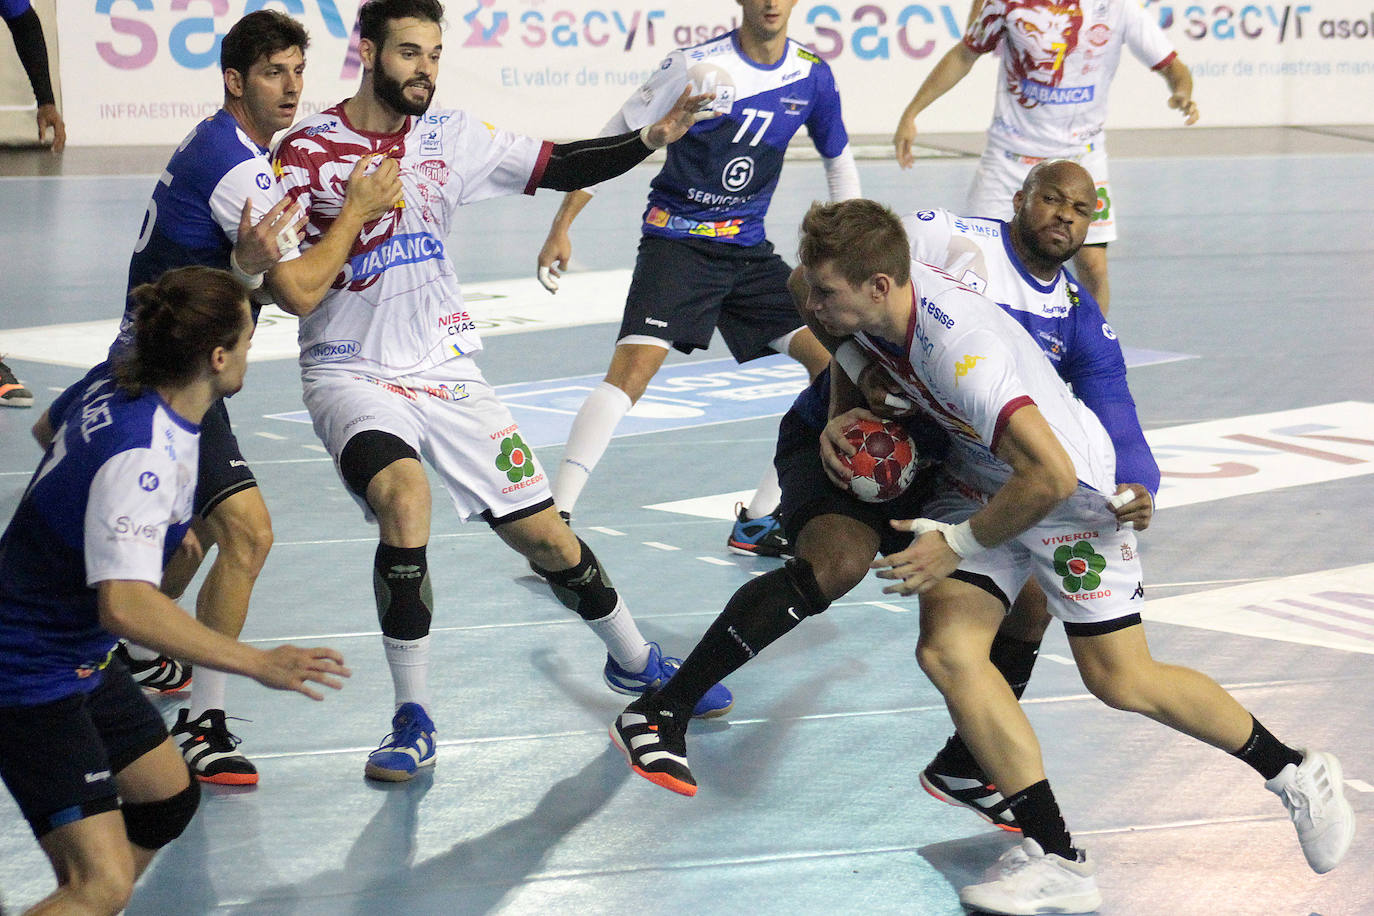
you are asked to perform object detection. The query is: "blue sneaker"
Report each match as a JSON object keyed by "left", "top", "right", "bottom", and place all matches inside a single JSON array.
[
  {"left": 727, "top": 503, "right": 791, "bottom": 558},
  {"left": 603, "top": 643, "right": 733, "bottom": 719},
  {"left": 364, "top": 702, "right": 436, "bottom": 782}
]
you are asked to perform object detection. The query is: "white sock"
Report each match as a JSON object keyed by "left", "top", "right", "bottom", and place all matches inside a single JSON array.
[
  {"left": 383, "top": 635, "right": 432, "bottom": 710},
  {"left": 124, "top": 641, "right": 160, "bottom": 662},
  {"left": 188, "top": 667, "right": 227, "bottom": 719},
  {"left": 584, "top": 596, "right": 650, "bottom": 673},
  {"left": 746, "top": 464, "right": 782, "bottom": 520},
  {"left": 551, "top": 381, "right": 633, "bottom": 512}
]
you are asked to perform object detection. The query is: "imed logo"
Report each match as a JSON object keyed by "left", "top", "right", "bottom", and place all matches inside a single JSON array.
[
  {"left": 496, "top": 434, "right": 536, "bottom": 483},
  {"left": 1055, "top": 540, "right": 1106, "bottom": 592}
]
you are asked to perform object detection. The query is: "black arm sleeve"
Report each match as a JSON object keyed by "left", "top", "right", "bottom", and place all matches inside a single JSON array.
[
  {"left": 537, "top": 130, "right": 654, "bottom": 192},
  {"left": 5, "top": 8, "right": 55, "bottom": 107}
]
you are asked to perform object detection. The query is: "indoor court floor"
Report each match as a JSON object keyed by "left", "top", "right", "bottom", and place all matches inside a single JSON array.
[{"left": 1, "top": 126, "right": 1372, "bottom": 914}]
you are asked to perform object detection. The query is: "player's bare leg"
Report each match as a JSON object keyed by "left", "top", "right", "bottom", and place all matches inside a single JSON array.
[
  {"left": 1072, "top": 243, "right": 1110, "bottom": 313},
  {"left": 1068, "top": 624, "right": 1252, "bottom": 748}
]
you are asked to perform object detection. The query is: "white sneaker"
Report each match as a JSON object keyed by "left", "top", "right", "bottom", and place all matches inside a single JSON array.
[
  {"left": 958, "top": 838, "right": 1102, "bottom": 915},
  {"left": 1265, "top": 749, "right": 1356, "bottom": 874}
]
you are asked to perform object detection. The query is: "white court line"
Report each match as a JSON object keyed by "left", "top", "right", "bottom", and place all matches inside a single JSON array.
[
  {"left": 585, "top": 526, "right": 624, "bottom": 536},
  {"left": 254, "top": 431, "right": 286, "bottom": 440},
  {"left": 867, "top": 601, "right": 910, "bottom": 614},
  {"left": 303, "top": 444, "right": 329, "bottom": 453},
  {"left": 642, "top": 541, "right": 680, "bottom": 551},
  {"left": 696, "top": 556, "right": 735, "bottom": 566},
  {"left": 1039, "top": 653, "right": 1075, "bottom": 666},
  {"left": 1345, "top": 779, "right": 1374, "bottom": 793}
]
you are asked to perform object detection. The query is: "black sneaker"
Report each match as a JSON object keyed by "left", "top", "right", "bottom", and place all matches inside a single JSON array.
[
  {"left": 919, "top": 764, "right": 1020, "bottom": 832},
  {"left": 609, "top": 693, "right": 696, "bottom": 796},
  {"left": 172, "top": 709, "right": 259, "bottom": 786},
  {"left": 114, "top": 641, "right": 192, "bottom": 693},
  {"left": 726, "top": 503, "right": 791, "bottom": 558},
  {"left": 0, "top": 357, "right": 33, "bottom": 408}
]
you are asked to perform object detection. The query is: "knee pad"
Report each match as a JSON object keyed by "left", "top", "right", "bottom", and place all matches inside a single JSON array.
[
  {"left": 339, "top": 430, "right": 419, "bottom": 498},
  {"left": 781, "top": 557, "right": 831, "bottom": 619},
  {"left": 123, "top": 778, "right": 200, "bottom": 850}
]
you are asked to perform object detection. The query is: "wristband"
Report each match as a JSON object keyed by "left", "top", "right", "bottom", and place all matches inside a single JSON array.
[
  {"left": 942, "top": 520, "right": 986, "bottom": 559},
  {"left": 229, "top": 249, "right": 265, "bottom": 291}
]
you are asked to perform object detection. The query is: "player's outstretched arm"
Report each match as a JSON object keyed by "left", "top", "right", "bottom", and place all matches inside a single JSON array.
[
  {"left": 893, "top": 42, "right": 979, "bottom": 169},
  {"left": 98, "top": 580, "right": 350, "bottom": 700},
  {"left": 231, "top": 196, "right": 304, "bottom": 279},
  {"left": 268, "top": 155, "right": 403, "bottom": 317},
  {"left": 537, "top": 189, "right": 593, "bottom": 293},
  {"left": 535, "top": 88, "right": 716, "bottom": 194},
  {"left": 1161, "top": 57, "right": 1199, "bottom": 124}
]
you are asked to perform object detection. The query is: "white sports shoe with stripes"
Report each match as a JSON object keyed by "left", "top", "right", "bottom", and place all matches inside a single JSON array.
[
  {"left": 958, "top": 838, "right": 1101, "bottom": 915},
  {"left": 610, "top": 693, "right": 696, "bottom": 796},
  {"left": 1266, "top": 748, "right": 1356, "bottom": 874},
  {"left": 365, "top": 702, "right": 436, "bottom": 782},
  {"left": 172, "top": 708, "right": 258, "bottom": 786}
]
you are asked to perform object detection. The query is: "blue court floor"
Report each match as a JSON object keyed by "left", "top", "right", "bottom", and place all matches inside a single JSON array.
[{"left": 1, "top": 127, "right": 1372, "bottom": 915}]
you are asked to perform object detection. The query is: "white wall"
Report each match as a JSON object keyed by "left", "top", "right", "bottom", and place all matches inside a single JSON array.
[{"left": 42, "top": 1, "right": 1374, "bottom": 148}]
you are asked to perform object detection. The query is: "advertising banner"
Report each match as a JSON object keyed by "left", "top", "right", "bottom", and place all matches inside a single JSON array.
[{"left": 57, "top": 2, "right": 1374, "bottom": 147}]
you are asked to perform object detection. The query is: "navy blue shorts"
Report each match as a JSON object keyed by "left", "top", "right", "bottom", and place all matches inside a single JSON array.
[
  {"left": 50, "top": 362, "right": 256, "bottom": 519},
  {"left": 0, "top": 658, "right": 168, "bottom": 838},
  {"left": 619, "top": 234, "right": 801, "bottom": 361},
  {"left": 775, "top": 408, "right": 944, "bottom": 557}
]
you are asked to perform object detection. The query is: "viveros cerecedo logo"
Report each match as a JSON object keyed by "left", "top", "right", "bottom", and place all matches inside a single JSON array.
[
  {"left": 1055, "top": 540, "right": 1106, "bottom": 592},
  {"left": 495, "top": 434, "right": 536, "bottom": 483}
]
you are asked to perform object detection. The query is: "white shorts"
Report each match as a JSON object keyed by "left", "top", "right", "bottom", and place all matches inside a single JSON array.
[
  {"left": 302, "top": 361, "right": 553, "bottom": 523},
  {"left": 925, "top": 476, "right": 1144, "bottom": 627},
  {"left": 967, "top": 141, "right": 1116, "bottom": 245}
]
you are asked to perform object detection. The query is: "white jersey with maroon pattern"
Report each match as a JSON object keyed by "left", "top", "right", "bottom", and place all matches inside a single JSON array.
[
  {"left": 854, "top": 259, "right": 1114, "bottom": 497},
  {"left": 965, "top": 0, "right": 1176, "bottom": 157},
  {"left": 274, "top": 104, "right": 551, "bottom": 379}
]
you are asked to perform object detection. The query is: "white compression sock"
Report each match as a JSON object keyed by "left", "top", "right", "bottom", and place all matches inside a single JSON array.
[
  {"left": 188, "top": 668, "right": 227, "bottom": 719},
  {"left": 551, "top": 381, "right": 633, "bottom": 513},
  {"left": 746, "top": 464, "right": 783, "bottom": 520},
  {"left": 383, "top": 635, "right": 432, "bottom": 710},
  {"left": 584, "top": 596, "right": 651, "bottom": 673}
]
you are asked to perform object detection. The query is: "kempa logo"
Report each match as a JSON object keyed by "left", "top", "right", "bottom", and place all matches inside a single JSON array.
[
  {"left": 495, "top": 434, "right": 537, "bottom": 483},
  {"left": 1055, "top": 541, "right": 1107, "bottom": 592}
]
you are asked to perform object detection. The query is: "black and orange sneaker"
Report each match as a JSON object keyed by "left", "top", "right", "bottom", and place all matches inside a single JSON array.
[
  {"left": 113, "top": 641, "right": 192, "bottom": 693},
  {"left": 0, "top": 357, "right": 33, "bottom": 408},
  {"left": 610, "top": 693, "right": 696, "bottom": 797},
  {"left": 172, "top": 708, "right": 258, "bottom": 786}
]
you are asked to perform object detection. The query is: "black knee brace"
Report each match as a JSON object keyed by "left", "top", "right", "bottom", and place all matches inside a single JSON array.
[
  {"left": 339, "top": 430, "right": 419, "bottom": 498},
  {"left": 123, "top": 778, "right": 200, "bottom": 850},
  {"left": 715, "top": 557, "right": 832, "bottom": 657}
]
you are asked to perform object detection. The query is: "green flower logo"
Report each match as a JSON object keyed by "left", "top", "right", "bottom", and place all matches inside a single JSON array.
[
  {"left": 1054, "top": 541, "right": 1106, "bottom": 592},
  {"left": 495, "top": 434, "right": 536, "bottom": 483},
  {"left": 1093, "top": 187, "right": 1111, "bottom": 223}
]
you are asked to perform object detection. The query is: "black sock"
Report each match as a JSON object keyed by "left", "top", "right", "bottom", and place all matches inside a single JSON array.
[
  {"left": 656, "top": 559, "right": 829, "bottom": 714},
  {"left": 1232, "top": 715, "right": 1304, "bottom": 780},
  {"left": 539, "top": 538, "right": 617, "bottom": 621},
  {"left": 934, "top": 633, "right": 1043, "bottom": 776},
  {"left": 374, "top": 543, "right": 433, "bottom": 639},
  {"left": 1006, "top": 779, "right": 1075, "bottom": 860}
]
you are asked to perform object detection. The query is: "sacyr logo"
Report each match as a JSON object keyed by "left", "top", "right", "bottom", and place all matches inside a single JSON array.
[
  {"left": 1055, "top": 541, "right": 1106, "bottom": 592},
  {"left": 495, "top": 434, "right": 536, "bottom": 483}
]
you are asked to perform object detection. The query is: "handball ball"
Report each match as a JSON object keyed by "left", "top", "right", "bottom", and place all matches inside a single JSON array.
[
  {"left": 841, "top": 418, "right": 919, "bottom": 503},
  {"left": 687, "top": 61, "right": 736, "bottom": 112}
]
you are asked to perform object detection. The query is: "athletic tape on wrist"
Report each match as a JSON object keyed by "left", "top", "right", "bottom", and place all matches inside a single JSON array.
[
  {"left": 942, "top": 519, "right": 986, "bottom": 559},
  {"left": 229, "top": 249, "right": 264, "bottom": 291}
]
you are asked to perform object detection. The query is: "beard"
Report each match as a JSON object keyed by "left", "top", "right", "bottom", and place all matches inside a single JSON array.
[
  {"left": 1015, "top": 216, "right": 1081, "bottom": 266},
  {"left": 373, "top": 65, "right": 434, "bottom": 117}
]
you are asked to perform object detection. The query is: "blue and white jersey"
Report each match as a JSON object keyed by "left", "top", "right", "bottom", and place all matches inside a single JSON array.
[
  {"left": 0, "top": 375, "right": 199, "bottom": 706},
  {"left": 605, "top": 32, "right": 849, "bottom": 247},
  {"left": 115, "top": 108, "right": 295, "bottom": 355},
  {"left": 902, "top": 207, "right": 1157, "bottom": 494}
]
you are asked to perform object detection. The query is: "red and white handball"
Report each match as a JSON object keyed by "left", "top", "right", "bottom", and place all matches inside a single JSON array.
[{"left": 839, "top": 418, "right": 919, "bottom": 503}]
